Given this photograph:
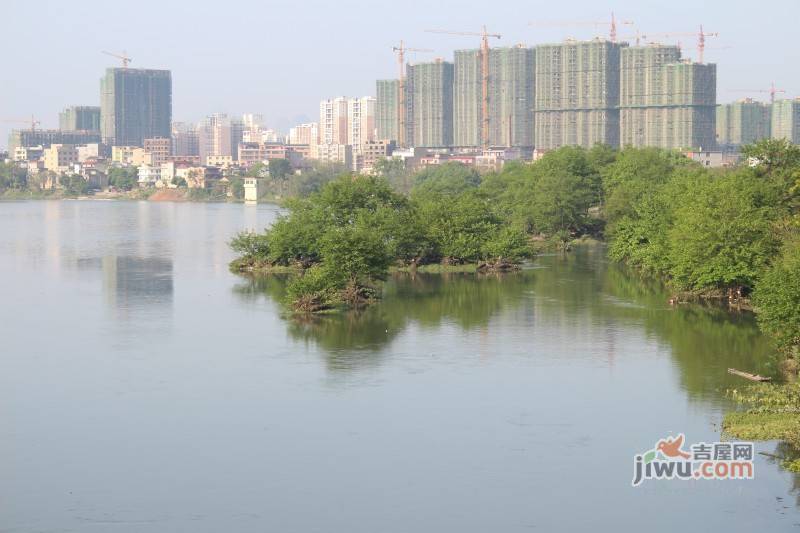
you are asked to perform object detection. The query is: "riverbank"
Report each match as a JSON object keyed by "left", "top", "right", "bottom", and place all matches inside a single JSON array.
[{"left": 0, "top": 187, "right": 280, "bottom": 204}]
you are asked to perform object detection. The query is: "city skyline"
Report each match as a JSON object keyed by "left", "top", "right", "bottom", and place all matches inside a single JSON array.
[{"left": 2, "top": 0, "right": 799, "bottom": 149}]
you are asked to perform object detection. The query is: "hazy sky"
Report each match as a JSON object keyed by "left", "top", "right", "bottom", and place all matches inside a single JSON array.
[{"left": 2, "top": 0, "right": 798, "bottom": 148}]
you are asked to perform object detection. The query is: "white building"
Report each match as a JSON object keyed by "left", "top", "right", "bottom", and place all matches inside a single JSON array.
[
  {"left": 347, "top": 96, "right": 376, "bottom": 152},
  {"left": 137, "top": 165, "right": 162, "bottom": 186},
  {"left": 319, "top": 97, "right": 348, "bottom": 144},
  {"left": 289, "top": 123, "right": 318, "bottom": 145},
  {"left": 310, "top": 143, "right": 352, "bottom": 169}
]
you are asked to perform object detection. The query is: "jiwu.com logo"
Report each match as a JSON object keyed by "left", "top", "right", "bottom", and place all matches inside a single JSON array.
[{"left": 632, "top": 433, "right": 754, "bottom": 487}]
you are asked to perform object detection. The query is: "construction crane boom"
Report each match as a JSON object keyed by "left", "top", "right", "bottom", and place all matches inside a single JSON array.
[
  {"left": 392, "top": 41, "right": 433, "bottom": 148},
  {"left": 731, "top": 82, "right": 787, "bottom": 104},
  {"left": 102, "top": 50, "right": 132, "bottom": 68},
  {"left": 425, "top": 26, "right": 501, "bottom": 148},
  {"left": 1, "top": 115, "right": 41, "bottom": 131},
  {"left": 642, "top": 26, "right": 718, "bottom": 63},
  {"left": 528, "top": 12, "right": 633, "bottom": 42}
]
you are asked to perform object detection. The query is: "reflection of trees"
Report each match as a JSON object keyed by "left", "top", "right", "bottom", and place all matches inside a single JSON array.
[
  {"left": 232, "top": 245, "right": 776, "bottom": 398},
  {"left": 763, "top": 441, "right": 800, "bottom": 507},
  {"left": 598, "top": 257, "right": 779, "bottom": 399}
]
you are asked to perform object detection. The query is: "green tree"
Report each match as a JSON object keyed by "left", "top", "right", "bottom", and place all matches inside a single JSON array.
[
  {"left": 61, "top": 174, "right": 89, "bottom": 196},
  {"left": 109, "top": 167, "right": 138, "bottom": 191},
  {"left": 529, "top": 170, "right": 594, "bottom": 237},
  {"left": 601, "top": 147, "right": 687, "bottom": 229},
  {"left": 754, "top": 238, "right": 800, "bottom": 355},
  {"left": 412, "top": 162, "right": 481, "bottom": 196},
  {"left": 668, "top": 171, "right": 782, "bottom": 291},
  {"left": 374, "top": 157, "right": 409, "bottom": 192}
]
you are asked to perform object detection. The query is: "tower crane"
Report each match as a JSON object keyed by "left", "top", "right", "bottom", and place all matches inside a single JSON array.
[
  {"left": 641, "top": 26, "right": 718, "bottom": 64},
  {"left": 425, "top": 26, "right": 501, "bottom": 148},
  {"left": 730, "top": 82, "right": 787, "bottom": 105},
  {"left": 102, "top": 50, "right": 132, "bottom": 68},
  {"left": 392, "top": 41, "right": 433, "bottom": 148},
  {"left": 528, "top": 12, "right": 633, "bottom": 43},
  {"left": 1, "top": 116, "right": 41, "bottom": 131}
]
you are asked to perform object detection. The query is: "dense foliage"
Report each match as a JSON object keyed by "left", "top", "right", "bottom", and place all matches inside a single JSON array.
[{"left": 231, "top": 141, "right": 800, "bottom": 360}]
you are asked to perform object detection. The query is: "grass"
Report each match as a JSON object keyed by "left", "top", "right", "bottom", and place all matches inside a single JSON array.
[{"left": 391, "top": 263, "right": 479, "bottom": 274}]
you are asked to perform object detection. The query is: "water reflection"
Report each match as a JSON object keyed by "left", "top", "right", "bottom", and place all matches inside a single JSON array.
[
  {"left": 235, "top": 245, "right": 777, "bottom": 399},
  {"left": 102, "top": 256, "right": 173, "bottom": 311}
]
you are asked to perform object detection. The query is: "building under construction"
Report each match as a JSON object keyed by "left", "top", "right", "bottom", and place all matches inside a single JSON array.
[
  {"left": 406, "top": 59, "right": 454, "bottom": 147},
  {"left": 619, "top": 44, "right": 716, "bottom": 150},
  {"left": 7, "top": 129, "right": 102, "bottom": 155},
  {"left": 534, "top": 40, "right": 622, "bottom": 150},
  {"left": 716, "top": 99, "right": 771, "bottom": 148},
  {"left": 771, "top": 99, "right": 800, "bottom": 144},
  {"left": 453, "top": 46, "right": 535, "bottom": 148},
  {"left": 376, "top": 79, "right": 399, "bottom": 141}
]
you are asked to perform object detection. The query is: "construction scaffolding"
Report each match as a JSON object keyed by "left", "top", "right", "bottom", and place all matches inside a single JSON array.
[
  {"left": 534, "top": 40, "right": 622, "bottom": 150},
  {"left": 406, "top": 60, "right": 454, "bottom": 147},
  {"left": 620, "top": 45, "right": 717, "bottom": 150},
  {"left": 716, "top": 99, "right": 771, "bottom": 148},
  {"left": 771, "top": 99, "right": 800, "bottom": 144},
  {"left": 376, "top": 79, "right": 399, "bottom": 141}
]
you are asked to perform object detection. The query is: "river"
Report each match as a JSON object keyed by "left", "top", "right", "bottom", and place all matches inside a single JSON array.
[{"left": 1, "top": 200, "right": 798, "bottom": 532}]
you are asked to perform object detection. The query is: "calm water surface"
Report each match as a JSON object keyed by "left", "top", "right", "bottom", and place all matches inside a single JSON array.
[{"left": 1, "top": 200, "right": 799, "bottom": 532}]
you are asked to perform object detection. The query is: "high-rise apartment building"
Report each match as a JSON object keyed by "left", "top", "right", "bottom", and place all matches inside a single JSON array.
[
  {"left": 100, "top": 68, "right": 172, "bottom": 146},
  {"left": 620, "top": 45, "right": 716, "bottom": 150},
  {"left": 771, "top": 99, "right": 800, "bottom": 144},
  {"left": 454, "top": 46, "right": 535, "bottom": 148},
  {"left": 406, "top": 59, "right": 454, "bottom": 147},
  {"left": 197, "top": 113, "right": 244, "bottom": 161},
  {"left": 319, "top": 97, "right": 349, "bottom": 144},
  {"left": 347, "top": 96, "right": 376, "bottom": 151},
  {"left": 59, "top": 106, "right": 101, "bottom": 132},
  {"left": 376, "top": 79, "right": 400, "bottom": 141},
  {"left": 289, "top": 123, "right": 318, "bottom": 145},
  {"left": 716, "top": 99, "right": 772, "bottom": 148},
  {"left": 171, "top": 122, "right": 199, "bottom": 157},
  {"left": 535, "top": 40, "right": 622, "bottom": 150}
]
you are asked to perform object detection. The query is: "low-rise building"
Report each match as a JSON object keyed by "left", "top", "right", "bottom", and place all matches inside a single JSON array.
[
  {"left": 14, "top": 145, "right": 44, "bottom": 162},
  {"left": 137, "top": 165, "right": 162, "bottom": 186},
  {"left": 310, "top": 143, "right": 352, "bottom": 169},
  {"left": 359, "top": 139, "right": 396, "bottom": 173},
  {"left": 177, "top": 166, "right": 223, "bottom": 189},
  {"left": 112, "top": 146, "right": 151, "bottom": 166},
  {"left": 243, "top": 177, "right": 262, "bottom": 202},
  {"left": 205, "top": 154, "right": 234, "bottom": 168},
  {"left": 683, "top": 150, "right": 741, "bottom": 168},
  {"left": 43, "top": 144, "right": 79, "bottom": 173},
  {"left": 144, "top": 137, "right": 172, "bottom": 166}
]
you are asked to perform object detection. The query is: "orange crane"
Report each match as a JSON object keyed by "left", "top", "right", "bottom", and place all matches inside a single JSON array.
[
  {"left": 392, "top": 41, "right": 433, "bottom": 148},
  {"left": 642, "top": 26, "right": 718, "bottom": 64},
  {"left": 102, "top": 50, "right": 132, "bottom": 68},
  {"left": 731, "top": 82, "right": 787, "bottom": 105},
  {"left": 425, "top": 26, "right": 501, "bottom": 148},
  {"left": 528, "top": 12, "right": 633, "bottom": 43},
  {"left": 1, "top": 116, "right": 41, "bottom": 131}
]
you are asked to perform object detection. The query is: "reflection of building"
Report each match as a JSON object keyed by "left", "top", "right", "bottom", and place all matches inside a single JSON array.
[{"left": 102, "top": 255, "right": 173, "bottom": 310}]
